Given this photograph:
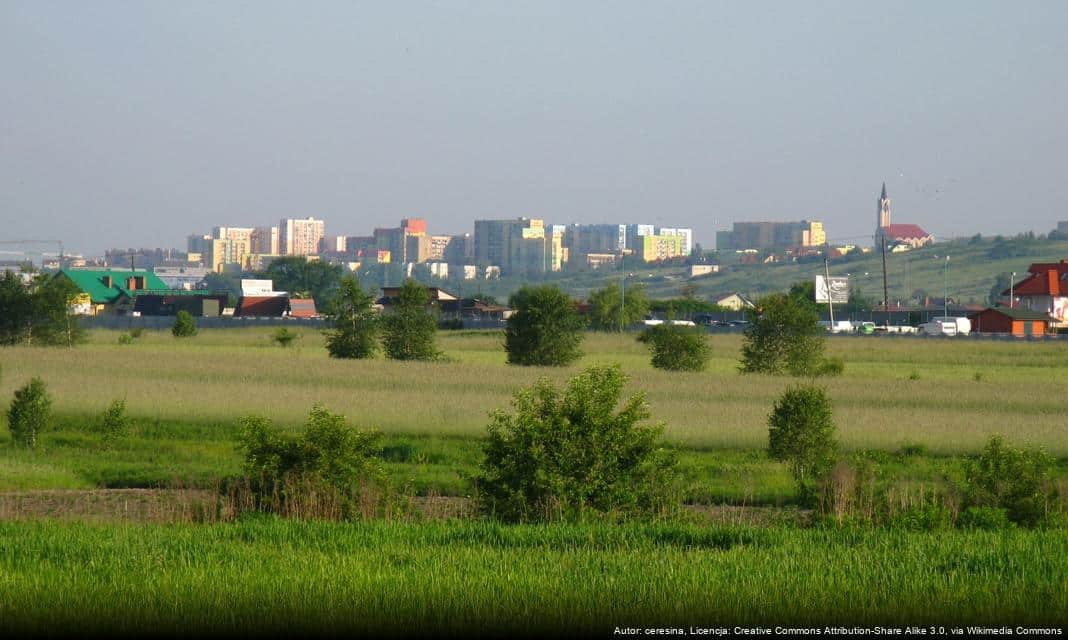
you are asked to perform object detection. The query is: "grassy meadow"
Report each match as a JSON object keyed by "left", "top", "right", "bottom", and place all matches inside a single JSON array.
[
  {"left": 1, "top": 327, "right": 1067, "bottom": 632},
  {"left": 1, "top": 519, "right": 1066, "bottom": 634}
]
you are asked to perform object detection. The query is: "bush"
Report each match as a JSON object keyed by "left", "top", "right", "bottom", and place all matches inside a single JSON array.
[
  {"left": 816, "top": 357, "right": 845, "bottom": 377},
  {"left": 237, "top": 405, "right": 384, "bottom": 518},
  {"left": 96, "top": 399, "right": 131, "bottom": 448},
  {"left": 272, "top": 327, "right": 299, "bottom": 348},
  {"left": 381, "top": 280, "right": 440, "bottom": 361},
  {"left": 117, "top": 333, "right": 133, "bottom": 345},
  {"left": 324, "top": 275, "right": 378, "bottom": 359},
  {"left": 172, "top": 311, "right": 198, "bottom": 338},
  {"left": 640, "top": 324, "right": 711, "bottom": 372},
  {"left": 964, "top": 434, "right": 1054, "bottom": 527},
  {"left": 476, "top": 365, "right": 679, "bottom": 522},
  {"left": 504, "top": 285, "right": 585, "bottom": 366},
  {"left": 129, "top": 327, "right": 144, "bottom": 339},
  {"left": 8, "top": 377, "right": 52, "bottom": 448},
  {"left": 767, "top": 385, "right": 838, "bottom": 504},
  {"left": 739, "top": 293, "right": 825, "bottom": 376},
  {"left": 958, "top": 506, "right": 1013, "bottom": 530},
  {"left": 889, "top": 504, "right": 954, "bottom": 531}
]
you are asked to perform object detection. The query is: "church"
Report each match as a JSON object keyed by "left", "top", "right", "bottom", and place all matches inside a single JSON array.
[{"left": 875, "top": 183, "right": 934, "bottom": 249}]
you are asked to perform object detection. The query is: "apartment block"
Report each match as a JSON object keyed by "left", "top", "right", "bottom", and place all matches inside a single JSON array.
[{"left": 279, "top": 217, "right": 325, "bottom": 256}]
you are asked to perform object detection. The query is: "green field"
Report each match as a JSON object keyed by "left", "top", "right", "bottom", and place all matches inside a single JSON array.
[
  {"left": 1, "top": 519, "right": 1066, "bottom": 634},
  {"left": 1, "top": 328, "right": 1066, "bottom": 632}
]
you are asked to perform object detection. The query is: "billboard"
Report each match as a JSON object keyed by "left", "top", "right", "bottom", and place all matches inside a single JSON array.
[{"left": 815, "top": 275, "right": 850, "bottom": 304}]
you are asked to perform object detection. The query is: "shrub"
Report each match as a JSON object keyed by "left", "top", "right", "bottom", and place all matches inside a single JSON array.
[
  {"left": 907, "top": 371, "right": 921, "bottom": 381},
  {"left": 172, "top": 311, "right": 198, "bottom": 338},
  {"left": 117, "top": 333, "right": 133, "bottom": 345},
  {"left": 958, "top": 506, "right": 1013, "bottom": 530},
  {"left": 889, "top": 504, "right": 954, "bottom": 531},
  {"left": 767, "top": 385, "right": 838, "bottom": 504},
  {"left": 324, "top": 275, "right": 378, "bottom": 359},
  {"left": 476, "top": 365, "right": 679, "bottom": 522},
  {"left": 272, "top": 327, "right": 299, "bottom": 348},
  {"left": 816, "top": 357, "right": 845, "bottom": 377},
  {"left": 381, "top": 280, "right": 440, "bottom": 361},
  {"left": 739, "top": 293, "right": 825, "bottom": 376},
  {"left": 237, "top": 405, "right": 384, "bottom": 518},
  {"left": 129, "top": 327, "right": 144, "bottom": 339},
  {"left": 96, "top": 399, "right": 131, "bottom": 448},
  {"left": 964, "top": 434, "right": 1054, "bottom": 527},
  {"left": 8, "top": 377, "right": 52, "bottom": 448},
  {"left": 504, "top": 285, "right": 585, "bottom": 367},
  {"left": 640, "top": 323, "right": 711, "bottom": 372}
]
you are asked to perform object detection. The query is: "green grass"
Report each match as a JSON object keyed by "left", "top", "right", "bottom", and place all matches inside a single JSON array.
[
  {"left": 0, "top": 519, "right": 1065, "bottom": 634},
  {"left": 3, "top": 328, "right": 1067, "bottom": 455}
]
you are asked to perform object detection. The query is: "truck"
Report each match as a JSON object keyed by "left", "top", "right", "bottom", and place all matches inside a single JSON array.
[
  {"left": 920, "top": 316, "right": 971, "bottom": 336},
  {"left": 818, "top": 320, "right": 854, "bottom": 333}
]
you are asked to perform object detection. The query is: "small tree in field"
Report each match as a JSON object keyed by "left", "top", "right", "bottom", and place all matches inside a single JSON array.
[
  {"left": 8, "top": 377, "right": 52, "bottom": 449},
  {"left": 324, "top": 275, "right": 378, "bottom": 359},
  {"left": 768, "top": 384, "right": 837, "bottom": 503},
  {"left": 237, "top": 405, "right": 384, "bottom": 517},
  {"left": 381, "top": 280, "right": 440, "bottom": 361},
  {"left": 588, "top": 281, "right": 649, "bottom": 331},
  {"left": 505, "top": 284, "right": 585, "bottom": 366},
  {"left": 740, "top": 292, "right": 825, "bottom": 376},
  {"left": 964, "top": 434, "right": 1054, "bottom": 527},
  {"left": 172, "top": 310, "right": 198, "bottom": 338},
  {"left": 96, "top": 399, "right": 131, "bottom": 449},
  {"left": 272, "top": 327, "right": 299, "bottom": 348},
  {"left": 639, "top": 323, "right": 712, "bottom": 372},
  {"left": 477, "top": 365, "right": 678, "bottom": 522}
]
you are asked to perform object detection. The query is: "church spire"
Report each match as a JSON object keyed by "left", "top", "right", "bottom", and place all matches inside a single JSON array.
[{"left": 881, "top": 182, "right": 887, "bottom": 199}]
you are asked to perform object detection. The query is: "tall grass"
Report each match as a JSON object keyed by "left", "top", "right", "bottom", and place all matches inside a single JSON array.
[
  {"left": 0, "top": 519, "right": 1064, "bottom": 634},
  {"left": 1, "top": 329, "right": 1066, "bottom": 453}
]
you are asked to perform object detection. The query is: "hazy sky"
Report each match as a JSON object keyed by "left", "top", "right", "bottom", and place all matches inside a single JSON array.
[{"left": 2, "top": 1, "right": 1066, "bottom": 257}]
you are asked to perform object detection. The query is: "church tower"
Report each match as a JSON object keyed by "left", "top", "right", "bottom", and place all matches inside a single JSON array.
[{"left": 876, "top": 182, "right": 892, "bottom": 236}]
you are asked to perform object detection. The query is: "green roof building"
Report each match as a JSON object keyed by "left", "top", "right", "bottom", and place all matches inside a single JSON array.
[{"left": 56, "top": 269, "right": 170, "bottom": 305}]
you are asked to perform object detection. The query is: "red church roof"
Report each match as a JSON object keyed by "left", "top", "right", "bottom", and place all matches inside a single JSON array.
[{"left": 881, "top": 224, "right": 931, "bottom": 240}]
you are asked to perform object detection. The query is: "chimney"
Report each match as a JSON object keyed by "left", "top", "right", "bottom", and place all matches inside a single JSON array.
[
  {"left": 1048, "top": 269, "right": 1059, "bottom": 297},
  {"left": 102, "top": 276, "right": 113, "bottom": 288}
]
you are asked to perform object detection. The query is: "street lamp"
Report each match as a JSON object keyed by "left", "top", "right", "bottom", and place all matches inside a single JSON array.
[{"left": 943, "top": 255, "right": 950, "bottom": 317}]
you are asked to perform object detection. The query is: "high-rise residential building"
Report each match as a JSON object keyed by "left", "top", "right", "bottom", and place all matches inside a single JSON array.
[
  {"left": 319, "top": 236, "right": 347, "bottom": 254},
  {"left": 636, "top": 234, "right": 684, "bottom": 262},
  {"left": 474, "top": 218, "right": 557, "bottom": 275},
  {"left": 562, "top": 224, "right": 625, "bottom": 265},
  {"left": 279, "top": 217, "right": 325, "bottom": 256},
  {"left": 212, "top": 227, "right": 255, "bottom": 267},
  {"left": 656, "top": 228, "right": 694, "bottom": 256},
  {"left": 623, "top": 224, "right": 656, "bottom": 251},
  {"left": 373, "top": 218, "right": 428, "bottom": 263},
  {"left": 251, "top": 226, "right": 280, "bottom": 255},
  {"left": 442, "top": 234, "right": 473, "bottom": 264},
  {"left": 428, "top": 235, "right": 452, "bottom": 261},
  {"left": 187, "top": 235, "right": 234, "bottom": 273},
  {"left": 716, "top": 220, "right": 826, "bottom": 251}
]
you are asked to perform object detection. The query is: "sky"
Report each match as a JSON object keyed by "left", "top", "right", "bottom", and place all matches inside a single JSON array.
[{"left": 2, "top": 1, "right": 1067, "bottom": 257}]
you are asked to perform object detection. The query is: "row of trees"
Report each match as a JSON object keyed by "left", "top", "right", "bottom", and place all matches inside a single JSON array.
[
  {"left": 0, "top": 272, "right": 84, "bottom": 347},
  {"left": 326, "top": 278, "right": 440, "bottom": 361}
]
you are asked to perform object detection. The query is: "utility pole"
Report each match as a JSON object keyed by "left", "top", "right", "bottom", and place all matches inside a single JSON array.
[
  {"left": 943, "top": 256, "right": 950, "bottom": 317},
  {"left": 824, "top": 258, "right": 835, "bottom": 328},
  {"left": 879, "top": 231, "right": 889, "bottom": 310},
  {"left": 619, "top": 249, "right": 625, "bottom": 332},
  {"left": 1010, "top": 272, "right": 1016, "bottom": 308}
]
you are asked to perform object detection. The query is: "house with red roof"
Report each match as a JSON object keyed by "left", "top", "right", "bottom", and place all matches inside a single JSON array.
[{"left": 1002, "top": 260, "right": 1068, "bottom": 328}]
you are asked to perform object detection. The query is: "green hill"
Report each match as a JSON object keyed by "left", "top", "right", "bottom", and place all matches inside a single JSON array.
[{"left": 464, "top": 234, "right": 1068, "bottom": 305}]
